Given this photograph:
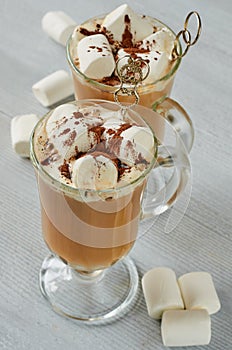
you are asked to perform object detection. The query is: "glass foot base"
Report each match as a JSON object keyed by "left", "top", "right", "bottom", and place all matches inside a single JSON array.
[{"left": 39, "top": 254, "right": 139, "bottom": 324}]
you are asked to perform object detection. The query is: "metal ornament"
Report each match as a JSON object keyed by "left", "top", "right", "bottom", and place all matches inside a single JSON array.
[
  {"left": 114, "top": 55, "right": 150, "bottom": 110},
  {"left": 172, "top": 11, "right": 202, "bottom": 59}
]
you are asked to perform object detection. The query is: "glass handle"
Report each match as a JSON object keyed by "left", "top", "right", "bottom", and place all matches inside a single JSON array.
[
  {"left": 152, "top": 97, "right": 194, "bottom": 153},
  {"left": 140, "top": 144, "right": 191, "bottom": 219}
]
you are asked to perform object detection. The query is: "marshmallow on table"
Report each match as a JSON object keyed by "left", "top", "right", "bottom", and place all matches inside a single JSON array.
[
  {"left": 117, "top": 49, "right": 170, "bottom": 83},
  {"left": 32, "top": 70, "right": 74, "bottom": 107},
  {"left": 102, "top": 4, "right": 154, "bottom": 42},
  {"left": 42, "top": 11, "right": 76, "bottom": 46},
  {"left": 142, "top": 267, "right": 184, "bottom": 319},
  {"left": 11, "top": 114, "right": 40, "bottom": 158},
  {"left": 77, "top": 34, "right": 115, "bottom": 79},
  {"left": 178, "top": 271, "right": 221, "bottom": 315},
  {"left": 161, "top": 310, "right": 211, "bottom": 347}
]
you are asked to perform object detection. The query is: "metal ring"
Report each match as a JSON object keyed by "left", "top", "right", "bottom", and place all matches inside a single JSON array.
[
  {"left": 172, "top": 29, "right": 191, "bottom": 59},
  {"left": 114, "top": 88, "right": 139, "bottom": 108},
  {"left": 134, "top": 57, "right": 150, "bottom": 82},
  {"left": 184, "top": 11, "right": 202, "bottom": 46},
  {"left": 182, "top": 28, "right": 192, "bottom": 46}
]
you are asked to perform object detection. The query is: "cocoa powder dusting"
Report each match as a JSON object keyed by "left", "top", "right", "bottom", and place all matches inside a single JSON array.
[
  {"left": 135, "top": 153, "right": 149, "bottom": 165},
  {"left": 108, "top": 137, "right": 123, "bottom": 156},
  {"left": 59, "top": 128, "right": 71, "bottom": 136},
  {"left": 79, "top": 27, "right": 101, "bottom": 36},
  {"left": 113, "top": 123, "right": 132, "bottom": 137},
  {"left": 63, "top": 130, "right": 77, "bottom": 147},
  {"left": 122, "top": 15, "right": 133, "bottom": 48},
  {"left": 73, "top": 111, "right": 84, "bottom": 119},
  {"left": 59, "top": 161, "right": 71, "bottom": 179},
  {"left": 88, "top": 125, "right": 105, "bottom": 143}
]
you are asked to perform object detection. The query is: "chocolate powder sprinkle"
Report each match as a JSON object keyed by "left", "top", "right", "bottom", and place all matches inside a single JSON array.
[
  {"left": 79, "top": 27, "right": 101, "bottom": 36},
  {"left": 88, "top": 125, "right": 105, "bottom": 143},
  {"left": 73, "top": 111, "right": 84, "bottom": 119},
  {"left": 59, "top": 160, "right": 71, "bottom": 179},
  {"left": 59, "top": 128, "right": 71, "bottom": 136},
  {"left": 108, "top": 136, "right": 123, "bottom": 156},
  {"left": 63, "top": 130, "right": 77, "bottom": 147},
  {"left": 122, "top": 15, "right": 133, "bottom": 48},
  {"left": 113, "top": 123, "right": 132, "bottom": 137}
]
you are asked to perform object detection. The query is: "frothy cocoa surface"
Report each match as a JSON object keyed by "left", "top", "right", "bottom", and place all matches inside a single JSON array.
[
  {"left": 69, "top": 5, "right": 176, "bottom": 85},
  {"left": 34, "top": 103, "right": 155, "bottom": 193},
  {"left": 33, "top": 102, "right": 156, "bottom": 271}
]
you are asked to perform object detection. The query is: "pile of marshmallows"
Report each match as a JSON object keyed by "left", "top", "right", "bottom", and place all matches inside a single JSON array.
[
  {"left": 11, "top": 11, "right": 78, "bottom": 158},
  {"left": 142, "top": 267, "right": 221, "bottom": 347}
]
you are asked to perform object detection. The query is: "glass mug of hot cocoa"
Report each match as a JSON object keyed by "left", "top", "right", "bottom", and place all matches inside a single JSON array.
[
  {"left": 30, "top": 99, "right": 190, "bottom": 323},
  {"left": 66, "top": 4, "right": 201, "bottom": 152}
]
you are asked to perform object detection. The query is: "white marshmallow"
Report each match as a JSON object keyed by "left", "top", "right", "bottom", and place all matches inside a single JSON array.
[
  {"left": 32, "top": 70, "right": 74, "bottom": 107},
  {"left": 142, "top": 267, "right": 184, "bottom": 319},
  {"left": 11, "top": 114, "right": 40, "bottom": 158},
  {"left": 141, "top": 28, "right": 175, "bottom": 56},
  {"left": 77, "top": 34, "right": 115, "bottom": 79},
  {"left": 102, "top": 119, "right": 123, "bottom": 141},
  {"left": 71, "top": 154, "right": 118, "bottom": 190},
  {"left": 161, "top": 310, "right": 211, "bottom": 347},
  {"left": 117, "top": 48, "right": 170, "bottom": 83},
  {"left": 71, "top": 21, "right": 100, "bottom": 43},
  {"left": 46, "top": 103, "right": 101, "bottom": 159},
  {"left": 42, "top": 11, "right": 76, "bottom": 46},
  {"left": 119, "top": 125, "right": 154, "bottom": 165},
  {"left": 102, "top": 4, "right": 153, "bottom": 43},
  {"left": 178, "top": 272, "right": 221, "bottom": 315},
  {"left": 45, "top": 103, "right": 78, "bottom": 136},
  {"left": 104, "top": 123, "right": 154, "bottom": 166}
]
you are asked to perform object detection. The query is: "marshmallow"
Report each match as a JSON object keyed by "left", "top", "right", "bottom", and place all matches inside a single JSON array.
[
  {"left": 161, "top": 310, "right": 211, "bottom": 347},
  {"left": 32, "top": 70, "right": 74, "bottom": 107},
  {"left": 45, "top": 103, "right": 101, "bottom": 159},
  {"left": 11, "top": 114, "right": 40, "bottom": 157},
  {"left": 102, "top": 4, "right": 154, "bottom": 42},
  {"left": 71, "top": 21, "right": 100, "bottom": 43},
  {"left": 141, "top": 28, "right": 175, "bottom": 56},
  {"left": 178, "top": 272, "right": 221, "bottom": 315},
  {"left": 119, "top": 125, "right": 154, "bottom": 165},
  {"left": 45, "top": 103, "right": 78, "bottom": 136},
  {"left": 77, "top": 34, "right": 115, "bottom": 79},
  {"left": 103, "top": 122, "right": 154, "bottom": 166},
  {"left": 142, "top": 267, "right": 184, "bottom": 319},
  {"left": 42, "top": 11, "right": 76, "bottom": 46},
  {"left": 117, "top": 48, "right": 170, "bottom": 83},
  {"left": 71, "top": 154, "right": 118, "bottom": 190}
]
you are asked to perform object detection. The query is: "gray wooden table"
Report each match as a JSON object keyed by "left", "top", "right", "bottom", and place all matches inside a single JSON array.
[{"left": 1, "top": 0, "right": 232, "bottom": 349}]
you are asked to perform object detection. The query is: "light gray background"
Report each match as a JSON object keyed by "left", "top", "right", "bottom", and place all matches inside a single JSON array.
[{"left": 0, "top": 0, "right": 231, "bottom": 349}]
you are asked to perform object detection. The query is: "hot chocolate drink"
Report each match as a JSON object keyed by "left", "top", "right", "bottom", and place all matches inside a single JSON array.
[
  {"left": 67, "top": 4, "right": 181, "bottom": 107},
  {"left": 32, "top": 101, "right": 157, "bottom": 272}
]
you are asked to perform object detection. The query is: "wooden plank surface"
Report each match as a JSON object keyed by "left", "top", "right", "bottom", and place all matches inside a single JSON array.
[{"left": 1, "top": 0, "right": 232, "bottom": 349}]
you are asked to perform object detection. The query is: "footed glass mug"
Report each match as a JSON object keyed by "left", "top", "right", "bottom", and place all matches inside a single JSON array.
[
  {"left": 67, "top": 12, "right": 201, "bottom": 153},
  {"left": 30, "top": 99, "right": 190, "bottom": 323}
]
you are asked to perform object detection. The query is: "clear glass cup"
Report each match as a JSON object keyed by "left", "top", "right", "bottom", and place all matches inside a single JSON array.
[
  {"left": 67, "top": 15, "right": 181, "bottom": 106},
  {"left": 66, "top": 14, "right": 195, "bottom": 153},
  {"left": 30, "top": 100, "right": 190, "bottom": 323}
]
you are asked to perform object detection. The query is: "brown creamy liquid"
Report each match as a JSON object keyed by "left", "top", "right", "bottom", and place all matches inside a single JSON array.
[
  {"left": 39, "top": 176, "right": 145, "bottom": 272},
  {"left": 71, "top": 71, "right": 175, "bottom": 109}
]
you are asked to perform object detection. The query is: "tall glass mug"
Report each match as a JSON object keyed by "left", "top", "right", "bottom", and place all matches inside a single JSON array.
[
  {"left": 30, "top": 100, "right": 190, "bottom": 323},
  {"left": 66, "top": 13, "right": 196, "bottom": 152},
  {"left": 67, "top": 15, "right": 181, "bottom": 105}
]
